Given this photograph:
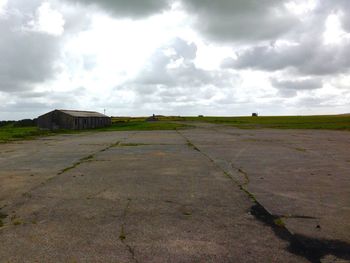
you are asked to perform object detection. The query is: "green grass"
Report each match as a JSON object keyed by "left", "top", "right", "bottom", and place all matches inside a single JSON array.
[
  {"left": 118, "top": 143, "right": 150, "bottom": 147},
  {"left": 274, "top": 218, "right": 286, "bottom": 227},
  {"left": 0, "top": 211, "right": 7, "bottom": 228},
  {"left": 1, "top": 115, "right": 348, "bottom": 144},
  {"left": 0, "top": 125, "right": 53, "bottom": 143},
  {"left": 0, "top": 121, "right": 187, "bottom": 143},
  {"left": 99, "top": 121, "right": 188, "bottom": 131},
  {"left": 181, "top": 115, "right": 350, "bottom": 130},
  {"left": 0, "top": 124, "right": 82, "bottom": 143}
]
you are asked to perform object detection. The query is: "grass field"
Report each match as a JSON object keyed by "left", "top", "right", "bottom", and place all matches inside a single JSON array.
[
  {"left": 181, "top": 115, "right": 350, "bottom": 130},
  {"left": 0, "top": 126, "right": 52, "bottom": 143},
  {"left": 0, "top": 121, "right": 187, "bottom": 143},
  {"left": 1, "top": 115, "right": 349, "bottom": 143},
  {"left": 101, "top": 120, "right": 188, "bottom": 131}
]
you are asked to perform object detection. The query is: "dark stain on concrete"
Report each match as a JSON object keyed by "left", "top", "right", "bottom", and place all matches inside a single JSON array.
[
  {"left": 178, "top": 128, "right": 350, "bottom": 263},
  {"left": 251, "top": 204, "right": 350, "bottom": 263},
  {"left": 0, "top": 209, "right": 8, "bottom": 228}
]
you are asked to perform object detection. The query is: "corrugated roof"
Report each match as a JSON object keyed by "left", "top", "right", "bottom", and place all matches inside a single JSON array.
[{"left": 58, "top": 110, "right": 109, "bottom": 118}]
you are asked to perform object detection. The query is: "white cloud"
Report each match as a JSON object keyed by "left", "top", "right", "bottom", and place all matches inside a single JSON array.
[
  {"left": 26, "top": 2, "right": 65, "bottom": 36},
  {"left": 1, "top": 0, "right": 350, "bottom": 119},
  {"left": 285, "top": 0, "right": 318, "bottom": 16},
  {"left": 323, "top": 13, "right": 350, "bottom": 45},
  {"left": 0, "top": 0, "right": 8, "bottom": 15}
]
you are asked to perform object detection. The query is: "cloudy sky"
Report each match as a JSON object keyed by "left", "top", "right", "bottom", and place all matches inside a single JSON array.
[{"left": 0, "top": 0, "right": 350, "bottom": 119}]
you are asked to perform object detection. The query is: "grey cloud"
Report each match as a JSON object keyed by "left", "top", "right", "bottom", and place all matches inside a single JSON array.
[
  {"left": 180, "top": 0, "right": 299, "bottom": 42},
  {"left": 116, "top": 38, "right": 240, "bottom": 107},
  {"left": 221, "top": 43, "right": 313, "bottom": 71},
  {"left": 0, "top": 27, "right": 61, "bottom": 92},
  {"left": 317, "top": 0, "right": 350, "bottom": 33},
  {"left": 171, "top": 38, "right": 197, "bottom": 60},
  {"left": 272, "top": 78, "right": 322, "bottom": 90},
  {"left": 221, "top": 0, "right": 350, "bottom": 76},
  {"left": 3, "top": 89, "right": 80, "bottom": 108},
  {"left": 223, "top": 37, "right": 350, "bottom": 76},
  {"left": 12, "top": 90, "right": 50, "bottom": 98},
  {"left": 271, "top": 78, "right": 323, "bottom": 97},
  {"left": 0, "top": 1, "right": 62, "bottom": 93},
  {"left": 0, "top": 0, "right": 93, "bottom": 103},
  {"left": 63, "top": 0, "right": 172, "bottom": 18},
  {"left": 6, "top": 0, "right": 43, "bottom": 14},
  {"left": 0, "top": 0, "right": 96, "bottom": 120},
  {"left": 133, "top": 38, "right": 237, "bottom": 90},
  {"left": 57, "top": 2, "right": 92, "bottom": 34},
  {"left": 295, "top": 97, "right": 332, "bottom": 108},
  {"left": 2, "top": 101, "right": 52, "bottom": 112},
  {"left": 180, "top": 0, "right": 350, "bottom": 43}
]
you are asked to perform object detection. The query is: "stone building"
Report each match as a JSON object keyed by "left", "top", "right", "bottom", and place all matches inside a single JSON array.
[{"left": 37, "top": 109, "right": 111, "bottom": 130}]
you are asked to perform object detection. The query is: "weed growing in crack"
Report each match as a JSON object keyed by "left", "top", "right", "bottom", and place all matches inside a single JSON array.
[
  {"left": 0, "top": 211, "right": 8, "bottom": 227},
  {"left": 120, "top": 143, "right": 148, "bottom": 147},
  {"left": 58, "top": 163, "right": 79, "bottom": 175},
  {"left": 186, "top": 141, "right": 200, "bottom": 151},
  {"left": 58, "top": 154, "right": 96, "bottom": 175},
  {"left": 274, "top": 218, "right": 286, "bottom": 227},
  {"left": 81, "top": 154, "right": 94, "bottom": 162},
  {"left": 12, "top": 219, "right": 22, "bottom": 226},
  {"left": 295, "top": 148, "right": 307, "bottom": 152},
  {"left": 10, "top": 214, "right": 23, "bottom": 226},
  {"left": 119, "top": 233, "right": 126, "bottom": 241},
  {"left": 241, "top": 187, "right": 257, "bottom": 202}
]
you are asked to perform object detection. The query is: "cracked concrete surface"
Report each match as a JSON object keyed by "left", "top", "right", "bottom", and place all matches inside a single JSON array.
[{"left": 0, "top": 125, "right": 349, "bottom": 262}]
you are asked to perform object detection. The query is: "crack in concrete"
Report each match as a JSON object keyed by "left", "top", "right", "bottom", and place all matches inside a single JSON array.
[
  {"left": 176, "top": 129, "right": 254, "bottom": 199},
  {"left": 86, "top": 187, "right": 110, "bottom": 200},
  {"left": 57, "top": 153, "right": 96, "bottom": 175},
  {"left": 58, "top": 138, "right": 131, "bottom": 175},
  {"left": 0, "top": 208, "right": 8, "bottom": 228},
  {"left": 1, "top": 134, "right": 136, "bottom": 224},
  {"left": 119, "top": 198, "right": 139, "bottom": 263},
  {"left": 176, "top": 129, "right": 350, "bottom": 263},
  {"left": 231, "top": 163, "right": 250, "bottom": 186},
  {"left": 276, "top": 214, "right": 319, "bottom": 220}
]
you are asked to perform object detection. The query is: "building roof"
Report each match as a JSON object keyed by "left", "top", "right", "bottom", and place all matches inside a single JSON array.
[{"left": 58, "top": 110, "right": 109, "bottom": 118}]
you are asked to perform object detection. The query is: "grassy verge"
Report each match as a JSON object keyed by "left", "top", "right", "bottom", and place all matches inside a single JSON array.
[
  {"left": 99, "top": 121, "right": 188, "bottom": 131},
  {"left": 0, "top": 121, "right": 188, "bottom": 143},
  {"left": 0, "top": 126, "right": 53, "bottom": 143},
  {"left": 180, "top": 115, "right": 350, "bottom": 130},
  {"left": 2, "top": 114, "right": 348, "bottom": 143}
]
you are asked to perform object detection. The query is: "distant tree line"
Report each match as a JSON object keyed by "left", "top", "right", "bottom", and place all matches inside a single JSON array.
[
  {"left": 0, "top": 118, "right": 37, "bottom": 127},
  {"left": 0, "top": 121, "right": 15, "bottom": 127}
]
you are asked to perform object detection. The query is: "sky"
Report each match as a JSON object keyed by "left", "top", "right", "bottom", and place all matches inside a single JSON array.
[{"left": 0, "top": 0, "right": 350, "bottom": 119}]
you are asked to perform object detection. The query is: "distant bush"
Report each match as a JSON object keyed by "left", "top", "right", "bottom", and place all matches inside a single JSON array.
[
  {"left": 0, "top": 121, "right": 15, "bottom": 127},
  {"left": 13, "top": 119, "right": 37, "bottom": 127}
]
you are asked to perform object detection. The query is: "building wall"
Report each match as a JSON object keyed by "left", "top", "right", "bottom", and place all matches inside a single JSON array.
[
  {"left": 73, "top": 117, "right": 111, "bottom": 130},
  {"left": 38, "top": 110, "right": 111, "bottom": 130},
  {"left": 37, "top": 112, "right": 52, "bottom": 130},
  {"left": 38, "top": 110, "right": 75, "bottom": 130}
]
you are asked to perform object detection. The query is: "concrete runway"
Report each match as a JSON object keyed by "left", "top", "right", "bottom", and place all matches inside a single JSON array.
[{"left": 0, "top": 124, "right": 349, "bottom": 262}]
